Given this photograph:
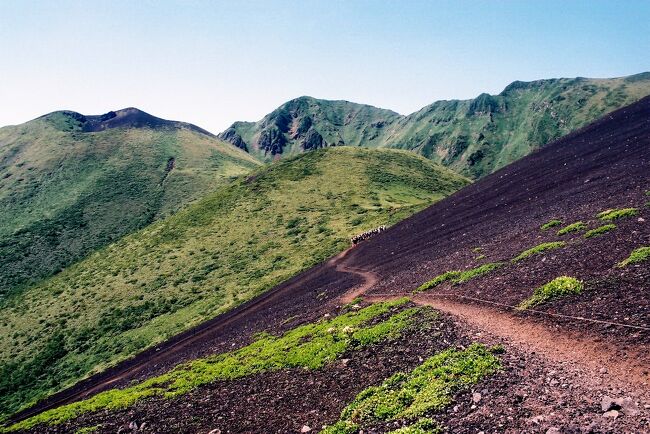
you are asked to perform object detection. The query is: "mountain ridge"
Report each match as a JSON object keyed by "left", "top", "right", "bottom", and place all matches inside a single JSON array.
[{"left": 219, "top": 72, "right": 650, "bottom": 177}]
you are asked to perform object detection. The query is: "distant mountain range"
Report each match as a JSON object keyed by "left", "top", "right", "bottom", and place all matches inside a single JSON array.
[{"left": 219, "top": 72, "right": 650, "bottom": 178}]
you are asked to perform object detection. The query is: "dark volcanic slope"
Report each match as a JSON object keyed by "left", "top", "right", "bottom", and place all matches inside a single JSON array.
[{"left": 10, "top": 97, "right": 650, "bottom": 431}]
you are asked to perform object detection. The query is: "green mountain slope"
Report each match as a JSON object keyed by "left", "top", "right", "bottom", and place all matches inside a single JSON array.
[
  {"left": 0, "top": 147, "right": 469, "bottom": 418},
  {"left": 0, "top": 108, "right": 260, "bottom": 299},
  {"left": 219, "top": 72, "right": 650, "bottom": 177}
]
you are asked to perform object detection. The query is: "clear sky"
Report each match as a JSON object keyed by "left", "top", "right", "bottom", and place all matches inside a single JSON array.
[{"left": 0, "top": 0, "right": 648, "bottom": 133}]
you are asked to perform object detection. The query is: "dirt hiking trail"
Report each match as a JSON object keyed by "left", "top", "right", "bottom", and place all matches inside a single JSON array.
[{"left": 337, "top": 249, "right": 650, "bottom": 391}]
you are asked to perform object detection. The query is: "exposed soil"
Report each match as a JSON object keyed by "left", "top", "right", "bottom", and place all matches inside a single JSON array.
[{"left": 10, "top": 98, "right": 650, "bottom": 432}]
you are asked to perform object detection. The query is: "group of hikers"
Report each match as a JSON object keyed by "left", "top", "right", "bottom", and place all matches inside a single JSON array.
[{"left": 350, "top": 225, "right": 387, "bottom": 245}]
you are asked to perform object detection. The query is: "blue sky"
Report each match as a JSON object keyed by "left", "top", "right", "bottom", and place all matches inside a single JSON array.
[{"left": 0, "top": 0, "right": 648, "bottom": 132}]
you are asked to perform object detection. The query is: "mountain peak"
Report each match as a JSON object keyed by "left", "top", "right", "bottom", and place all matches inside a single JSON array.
[{"left": 40, "top": 108, "right": 214, "bottom": 136}]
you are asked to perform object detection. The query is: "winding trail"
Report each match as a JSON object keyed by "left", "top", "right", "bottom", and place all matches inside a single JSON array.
[{"left": 336, "top": 250, "right": 650, "bottom": 389}]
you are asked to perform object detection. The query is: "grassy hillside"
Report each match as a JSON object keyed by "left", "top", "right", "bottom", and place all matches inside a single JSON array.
[
  {"left": 0, "top": 147, "right": 469, "bottom": 419},
  {"left": 0, "top": 109, "right": 259, "bottom": 299},
  {"left": 219, "top": 72, "right": 650, "bottom": 178}
]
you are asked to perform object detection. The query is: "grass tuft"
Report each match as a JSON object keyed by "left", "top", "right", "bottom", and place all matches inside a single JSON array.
[
  {"left": 518, "top": 276, "right": 583, "bottom": 309},
  {"left": 512, "top": 242, "right": 565, "bottom": 263},
  {"left": 617, "top": 246, "right": 650, "bottom": 267},
  {"left": 556, "top": 221, "right": 587, "bottom": 236},
  {"left": 322, "top": 344, "right": 501, "bottom": 433},
  {"left": 414, "top": 263, "right": 503, "bottom": 293},
  {"left": 540, "top": 219, "right": 562, "bottom": 231},
  {"left": 583, "top": 224, "right": 616, "bottom": 239},
  {"left": 597, "top": 208, "right": 639, "bottom": 221}
]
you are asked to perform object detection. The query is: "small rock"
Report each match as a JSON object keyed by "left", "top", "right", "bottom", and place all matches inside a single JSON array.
[
  {"left": 208, "top": 430, "right": 222, "bottom": 434},
  {"left": 530, "top": 415, "right": 546, "bottom": 424},
  {"left": 301, "top": 425, "right": 312, "bottom": 433},
  {"left": 546, "top": 428, "right": 561, "bottom": 434},
  {"left": 638, "top": 217, "right": 645, "bottom": 222},
  {"left": 128, "top": 421, "right": 138, "bottom": 430},
  {"left": 599, "top": 367, "right": 608, "bottom": 374},
  {"left": 619, "top": 397, "right": 640, "bottom": 416},
  {"left": 472, "top": 392, "right": 482, "bottom": 403},
  {"left": 602, "top": 409, "right": 619, "bottom": 419},
  {"left": 351, "top": 303, "right": 361, "bottom": 310}
]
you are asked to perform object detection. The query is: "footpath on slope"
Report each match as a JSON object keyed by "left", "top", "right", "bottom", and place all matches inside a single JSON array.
[{"left": 337, "top": 247, "right": 650, "bottom": 391}]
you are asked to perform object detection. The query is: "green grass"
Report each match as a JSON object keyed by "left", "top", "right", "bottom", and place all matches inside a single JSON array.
[
  {"left": 6, "top": 299, "right": 423, "bottom": 431},
  {"left": 557, "top": 221, "right": 587, "bottom": 236},
  {"left": 321, "top": 344, "right": 501, "bottom": 433},
  {"left": 597, "top": 208, "right": 639, "bottom": 221},
  {"left": 222, "top": 74, "right": 650, "bottom": 178},
  {"left": 414, "top": 263, "right": 503, "bottom": 293},
  {"left": 0, "top": 147, "right": 469, "bottom": 420},
  {"left": 518, "top": 276, "right": 584, "bottom": 309},
  {"left": 388, "top": 418, "right": 442, "bottom": 434},
  {"left": 617, "top": 246, "right": 650, "bottom": 267},
  {"left": 512, "top": 241, "right": 566, "bottom": 263},
  {"left": 0, "top": 112, "right": 260, "bottom": 299},
  {"left": 540, "top": 219, "right": 562, "bottom": 231},
  {"left": 584, "top": 224, "right": 616, "bottom": 239}
]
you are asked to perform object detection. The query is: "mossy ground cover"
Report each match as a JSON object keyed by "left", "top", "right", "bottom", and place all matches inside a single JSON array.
[
  {"left": 583, "top": 224, "right": 616, "bottom": 239},
  {"left": 617, "top": 246, "right": 650, "bottom": 267},
  {"left": 6, "top": 299, "right": 424, "bottom": 431},
  {"left": 512, "top": 241, "right": 566, "bottom": 263},
  {"left": 557, "top": 221, "right": 587, "bottom": 236},
  {"left": 540, "top": 219, "right": 562, "bottom": 231},
  {"left": 321, "top": 344, "right": 501, "bottom": 434},
  {"left": 0, "top": 147, "right": 469, "bottom": 420},
  {"left": 518, "top": 277, "right": 584, "bottom": 309},
  {"left": 597, "top": 208, "right": 639, "bottom": 221},
  {"left": 414, "top": 263, "right": 503, "bottom": 293}
]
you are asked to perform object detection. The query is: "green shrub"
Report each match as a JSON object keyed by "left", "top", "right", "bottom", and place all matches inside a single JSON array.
[
  {"left": 518, "top": 276, "right": 583, "bottom": 309},
  {"left": 597, "top": 208, "right": 639, "bottom": 221},
  {"left": 7, "top": 299, "right": 422, "bottom": 431},
  {"left": 617, "top": 246, "right": 650, "bottom": 267},
  {"left": 414, "top": 263, "right": 503, "bottom": 293},
  {"left": 540, "top": 219, "right": 562, "bottom": 231},
  {"left": 557, "top": 221, "right": 586, "bottom": 236},
  {"left": 322, "top": 344, "right": 500, "bottom": 432},
  {"left": 512, "top": 242, "right": 565, "bottom": 263},
  {"left": 584, "top": 224, "right": 616, "bottom": 239}
]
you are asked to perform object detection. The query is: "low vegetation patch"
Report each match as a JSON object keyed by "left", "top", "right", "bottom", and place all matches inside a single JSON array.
[
  {"left": 6, "top": 299, "right": 423, "bottom": 431},
  {"left": 540, "top": 219, "right": 562, "bottom": 231},
  {"left": 512, "top": 241, "right": 565, "bottom": 263},
  {"left": 584, "top": 224, "right": 616, "bottom": 239},
  {"left": 518, "top": 276, "right": 584, "bottom": 309},
  {"left": 617, "top": 246, "right": 650, "bottom": 267},
  {"left": 414, "top": 263, "right": 503, "bottom": 293},
  {"left": 389, "top": 418, "right": 442, "bottom": 434},
  {"left": 557, "top": 221, "right": 587, "bottom": 236},
  {"left": 321, "top": 344, "right": 501, "bottom": 433},
  {"left": 597, "top": 208, "right": 639, "bottom": 221}
]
